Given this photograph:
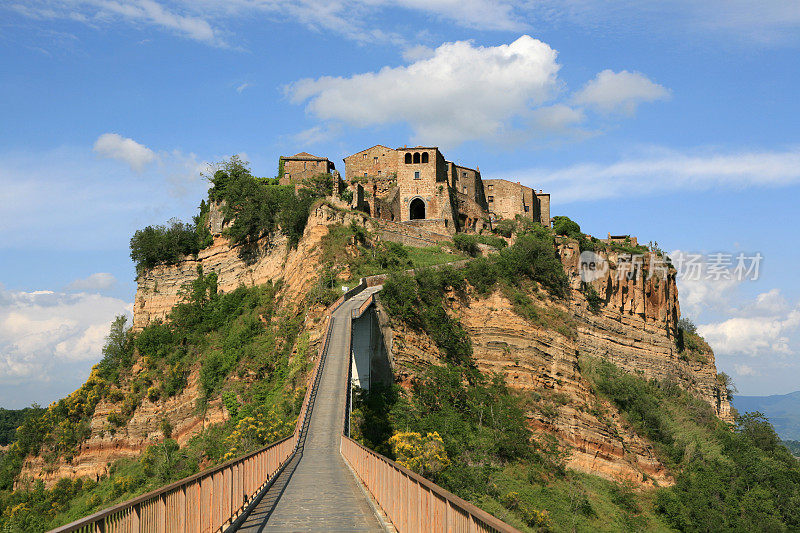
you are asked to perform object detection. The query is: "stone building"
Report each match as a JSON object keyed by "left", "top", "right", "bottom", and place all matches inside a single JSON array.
[
  {"left": 279, "top": 152, "right": 336, "bottom": 186},
  {"left": 280, "top": 144, "right": 550, "bottom": 236},
  {"left": 483, "top": 179, "right": 550, "bottom": 226}
]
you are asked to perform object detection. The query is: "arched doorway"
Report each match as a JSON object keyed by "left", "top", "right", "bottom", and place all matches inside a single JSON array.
[{"left": 410, "top": 198, "right": 426, "bottom": 220}]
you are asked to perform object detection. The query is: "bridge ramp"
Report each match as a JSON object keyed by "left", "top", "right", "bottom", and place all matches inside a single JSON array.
[{"left": 233, "top": 288, "right": 385, "bottom": 532}]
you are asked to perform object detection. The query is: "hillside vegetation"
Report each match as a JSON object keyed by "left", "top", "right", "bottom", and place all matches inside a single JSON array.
[
  {"left": 351, "top": 223, "right": 800, "bottom": 532},
  {"left": 2, "top": 159, "right": 798, "bottom": 532}
]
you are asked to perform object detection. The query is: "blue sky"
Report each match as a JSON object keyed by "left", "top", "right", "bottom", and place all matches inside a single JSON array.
[{"left": 1, "top": 0, "right": 800, "bottom": 408}]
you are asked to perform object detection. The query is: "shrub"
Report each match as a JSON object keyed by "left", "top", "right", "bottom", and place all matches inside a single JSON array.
[
  {"left": 453, "top": 234, "right": 480, "bottom": 257},
  {"left": 388, "top": 431, "right": 450, "bottom": 477},
  {"left": 374, "top": 241, "right": 412, "bottom": 270},
  {"left": 381, "top": 268, "right": 472, "bottom": 365},
  {"left": 476, "top": 234, "right": 507, "bottom": 249},
  {"left": 463, "top": 257, "right": 498, "bottom": 294},
  {"left": 130, "top": 219, "right": 200, "bottom": 274},
  {"left": 583, "top": 284, "right": 603, "bottom": 313},
  {"left": 146, "top": 387, "right": 161, "bottom": 403},
  {"left": 208, "top": 156, "right": 332, "bottom": 248},
  {"left": 134, "top": 322, "right": 173, "bottom": 361},
  {"left": 678, "top": 317, "right": 697, "bottom": 335},
  {"left": 493, "top": 219, "right": 516, "bottom": 238}
]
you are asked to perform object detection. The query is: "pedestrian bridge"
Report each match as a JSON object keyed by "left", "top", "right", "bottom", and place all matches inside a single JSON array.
[{"left": 52, "top": 285, "right": 520, "bottom": 533}]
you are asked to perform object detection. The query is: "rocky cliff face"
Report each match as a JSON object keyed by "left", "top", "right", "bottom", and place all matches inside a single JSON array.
[
  {"left": 133, "top": 202, "right": 351, "bottom": 331},
  {"left": 20, "top": 202, "right": 354, "bottom": 487},
  {"left": 18, "top": 368, "right": 227, "bottom": 487},
  {"left": 381, "top": 243, "right": 731, "bottom": 487}
]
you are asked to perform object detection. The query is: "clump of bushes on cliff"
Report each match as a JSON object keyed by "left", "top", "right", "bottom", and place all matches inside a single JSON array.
[
  {"left": 381, "top": 267, "right": 472, "bottom": 365},
  {"left": 208, "top": 156, "right": 332, "bottom": 248},
  {"left": 129, "top": 157, "right": 333, "bottom": 275},
  {"left": 461, "top": 232, "right": 569, "bottom": 298},
  {"left": 132, "top": 267, "right": 286, "bottom": 398},
  {"left": 453, "top": 233, "right": 507, "bottom": 257},
  {"left": 130, "top": 218, "right": 203, "bottom": 275},
  {"left": 676, "top": 317, "right": 712, "bottom": 363}
]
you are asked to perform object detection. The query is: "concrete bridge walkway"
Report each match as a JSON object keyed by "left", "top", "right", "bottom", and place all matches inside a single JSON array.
[{"left": 232, "top": 287, "right": 385, "bottom": 532}]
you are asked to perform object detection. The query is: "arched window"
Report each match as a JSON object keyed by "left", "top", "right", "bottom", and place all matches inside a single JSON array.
[
  {"left": 421, "top": 152, "right": 429, "bottom": 163},
  {"left": 413, "top": 152, "right": 420, "bottom": 164},
  {"left": 404, "top": 153, "right": 412, "bottom": 164},
  {"left": 410, "top": 198, "right": 425, "bottom": 220}
]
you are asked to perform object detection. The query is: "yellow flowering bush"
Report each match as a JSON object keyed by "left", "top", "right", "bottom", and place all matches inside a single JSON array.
[
  {"left": 222, "top": 409, "right": 294, "bottom": 460},
  {"left": 388, "top": 431, "right": 449, "bottom": 477}
]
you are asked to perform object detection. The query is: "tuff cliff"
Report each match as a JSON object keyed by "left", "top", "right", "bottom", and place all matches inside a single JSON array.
[
  {"left": 380, "top": 242, "right": 731, "bottom": 487},
  {"left": 19, "top": 203, "right": 731, "bottom": 490},
  {"left": 17, "top": 202, "right": 354, "bottom": 487}
]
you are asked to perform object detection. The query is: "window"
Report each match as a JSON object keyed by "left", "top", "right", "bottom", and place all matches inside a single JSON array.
[
  {"left": 488, "top": 184, "right": 493, "bottom": 191},
  {"left": 414, "top": 171, "right": 420, "bottom": 180},
  {"left": 364, "top": 172, "right": 367, "bottom": 177},
  {"left": 362, "top": 153, "right": 367, "bottom": 159},
  {"left": 373, "top": 156, "right": 378, "bottom": 163},
  {"left": 462, "top": 171, "right": 467, "bottom": 177},
  {"left": 463, "top": 186, "right": 467, "bottom": 193},
  {"left": 303, "top": 162, "right": 307, "bottom": 170},
  {"left": 285, "top": 173, "right": 290, "bottom": 180},
  {"left": 378, "top": 170, "right": 382, "bottom": 176},
  {"left": 405, "top": 153, "right": 412, "bottom": 164},
  {"left": 488, "top": 195, "right": 494, "bottom": 202},
  {"left": 524, "top": 205, "right": 529, "bottom": 212},
  {"left": 413, "top": 152, "right": 421, "bottom": 164},
  {"left": 421, "top": 152, "right": 429, "bottom": 163}
]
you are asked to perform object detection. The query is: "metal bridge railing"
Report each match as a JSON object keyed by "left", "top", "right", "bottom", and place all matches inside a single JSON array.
[
  {"left": 50, "top": 436, "right": 295, "bottom": 533},
  {"left": 340, "top": 289, "right": 522, "bottom": 533},
  {"left": 341, "top": 437, "right": 522, "bottom": 533},
  {"left": 50, "top": 303, "right": 341, "bottom": 533}
]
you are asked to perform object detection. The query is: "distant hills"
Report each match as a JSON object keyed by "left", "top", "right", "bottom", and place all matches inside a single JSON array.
[{"left": 734, "top": 391, "right": 800, "bottom": 440}]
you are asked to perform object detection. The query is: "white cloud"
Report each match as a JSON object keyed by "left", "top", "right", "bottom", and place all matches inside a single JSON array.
[
  {"left": 8, "top": 0, "right": 525, "bottom": 47},
  {"left": 510, "top": 146, "right": 800, "bottom": 203},
  {"left": 293, "top": 124, "right": 342, "bottom": 146},
  {"left": 529, "top": 104, "right": 586, "bottom": 134},
  {"left": 236, "top": 82, "right": 252, "bottom": 93},
  {"left": 734, "top": 363, "right": 757, "bottom": 376},
  {"left": 574, "top": 69, "right": 670, "bottom": 115},
  {"left": 288, "top": 35, "right": 563, "bottom": 146},
  {"left": 94, "top": 133, "right": 157, "bottom": 172},
  {"left": 10, "top": 0, "right": 225, "bottom": 46},
  {"left": 91, "top": 133, "right": 206, "bottom": 195},
  {"left": 66, "top": 272, "right": 118, "bottom": 292},
  {"left": 699, "top": 307, "right": 800, "bottom": 357},
  {"left": 9, "top": 0, "right": 800, "bottom": 48},
  {"left": 0, "top": 284, "right": 131, "bottom": 384}
]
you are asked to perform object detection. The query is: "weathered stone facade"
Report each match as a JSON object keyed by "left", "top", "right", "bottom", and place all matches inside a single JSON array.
[
  {"left": 341, "top": 144, "right": 549, "bottom": 235},
  {"left": 280, "top": 152, "right": 336, "bottom": 186},
  {"left": 483, "top": 179, "right": 551, "bottom": 226}
]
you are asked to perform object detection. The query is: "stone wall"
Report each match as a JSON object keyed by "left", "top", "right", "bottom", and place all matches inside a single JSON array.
[
  {"left": 280, "top": 156, "right": 334, "bottom": 186},
  {"left": 484, "top": 179, "right": 536, "bottom": 222},
  {"left": 536, "top": 192, "right": 550, "bottom": 226}
]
